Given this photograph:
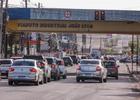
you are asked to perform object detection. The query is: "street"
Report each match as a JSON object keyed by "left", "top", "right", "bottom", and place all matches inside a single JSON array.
[{"left": 0, "top": 63, "right": 139, "bottom": 100}]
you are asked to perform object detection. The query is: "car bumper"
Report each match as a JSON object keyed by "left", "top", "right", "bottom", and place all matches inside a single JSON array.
[
  {"left": 8, "top": 79, "right": 37, "bottom": 83},
  {"left": 76, "top": 73, "right": 102, "bottom": 80}
]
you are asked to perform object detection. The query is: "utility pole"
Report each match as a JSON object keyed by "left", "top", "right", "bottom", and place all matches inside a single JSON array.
[
  {"left": 131, "top": 34, "right": 134, "bottom": 74},
  {"left": 24, "top": 0, "right": 30, "bottom": 55},
  {"left": 0, "top": 0, "right": 3, "bottom": 58},
  {"left": 3, "top": 0, "right": 9, "bottom": 58},
  {"left": 25, "top": 0, "right": 28, "bottom": 8},
  {"left": 89, "top": 35, "right": 92, "bottom": 53},
  {"left": 136, "top": 35, "right": 139, "bottom": 72}
]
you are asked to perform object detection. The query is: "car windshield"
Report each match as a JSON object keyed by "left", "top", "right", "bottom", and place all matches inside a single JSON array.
[
  {"left": 80, "top": 60, "right": 99, "bottom": 64},
  {"left": 63, "top": 57, "right": 70, "bottom": 61},
  {"left": 23, "top": 55, "right": 43, "bottom": 60},
  {"left": 12, "top": 61, "right": 35, "bottom": 66},
  {"left": 103, "top": 62, "right": 116, "bottom": 68},
  {"left": 46, "top": 58, "right": 53, "bottom": 64},
  {"left": 0, "top": 60, "right": 11, "bottom": 64}
]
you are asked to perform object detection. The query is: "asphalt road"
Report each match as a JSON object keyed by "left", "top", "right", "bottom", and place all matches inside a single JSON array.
[{"left": 0, "top": 63, "right": 139, "bottom": 100}]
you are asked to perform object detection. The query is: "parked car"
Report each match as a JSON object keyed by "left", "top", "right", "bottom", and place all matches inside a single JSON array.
[
  {"left": 76, "top": 59, "right": 107, "bottom": 83},
  {"left": 8, "top": 59, "right": 44, "bottom": 86},
  {"left": 56, "top": 59, "right": 67, "bottom": 79},
  {"left": 0, "top": 59, "right": 13, "bottom": 78},
  {"left": 46, "top": 57, "right": 60, "bottom": 80},
  {"left": 103, "top": 60, "right": 119, "bottom": 79},
  {"left": 23, "top": 55, "right": 51, "bottom": 83},
  {"left": 62, "top": 56, "right": 73, "bottom": 66}
]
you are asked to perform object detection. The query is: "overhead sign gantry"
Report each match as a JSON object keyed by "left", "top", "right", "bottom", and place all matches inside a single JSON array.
[{"left": 6, "top": 8, "right": 140, "bottom": 34}]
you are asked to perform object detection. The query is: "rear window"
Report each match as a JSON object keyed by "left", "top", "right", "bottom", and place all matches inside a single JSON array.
[
  {"left": 0, "top": 60, "right": 12, "bottom": 64},
  {"left": 103, "top": 62, "right": 116, "bottom": 68},
  {"left": 46, "top": 58, "right": 53, "bottom": 64},
  {"left": 23, "top": 55, "right": 43, "bottom": 60},
  {"left": 12, "top": 61, "right": 35, "bottom": 66},
  {"left": 80, "top": 60, "right": 99, "bottom": 64}
]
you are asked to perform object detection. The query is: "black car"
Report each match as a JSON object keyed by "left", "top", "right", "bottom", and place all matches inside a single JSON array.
[
  {"left": 70, "top": 55, "right": 79, "bottom": 64},
  {"left": 62, "top": 56, "right": 73, "bottom": 66}
]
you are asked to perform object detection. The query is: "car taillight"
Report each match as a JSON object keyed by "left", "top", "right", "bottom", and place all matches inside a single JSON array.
[
  {"left": 41, "top": 63, "right": 45, "bottom": 67},
  {"left": 96, "top": 66, "right": 101, "bottom": 71},
  {"left": 30, "top": 68, "right": 37, "bottom": 73},
  {"left": 51, "top": 64, "right": 56, "bottom": 68},
  {"left": 9, "top": 67, "right": 15, "bottom": 72}
]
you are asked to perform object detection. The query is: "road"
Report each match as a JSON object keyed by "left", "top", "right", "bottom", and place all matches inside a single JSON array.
[{"left": 0, "top": 63, "right": 139, "bottom": 100}]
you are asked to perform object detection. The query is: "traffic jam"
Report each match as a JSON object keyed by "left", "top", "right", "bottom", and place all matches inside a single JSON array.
[{"left": 0, "top": 55, "right": 120, "bottom": 86}]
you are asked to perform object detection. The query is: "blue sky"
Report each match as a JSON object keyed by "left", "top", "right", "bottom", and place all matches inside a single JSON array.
[{"left": 8, "top": 0, "right": 140, "bottom": 10}]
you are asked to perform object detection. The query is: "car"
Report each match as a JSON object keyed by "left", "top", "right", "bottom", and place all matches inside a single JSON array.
[
  {"left": 23, "top": 55, "right": 51, "bottom": 83},
  {"left": 103, "top": 60, "right": 119, "bottom": 79},
  {"left": 62, "top": 56, "right": 73, "bottom": 66},
  {"left": 0, "top": 59, "right": 13, "bottom": 78},
  {"left": 76, "top": 59, "right": 107, "bottom": 83},
  {"left": 70, "top": 55, "right": 79, "bottom": 64},
  {"left": 8, "top": 59, "right": 44, "bottom": 86},
  {"left": 56, "top": 59, "right": 67, "bottom": 79},
  {"left": 46, "top": 57, "right": 60, "bottom": 80},
  {"left": 37, "top": 61, "right": 51, "bottom": 83}
]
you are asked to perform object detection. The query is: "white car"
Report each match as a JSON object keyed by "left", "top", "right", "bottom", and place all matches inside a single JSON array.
[
  {"left": 8, "top": 59, "right": 44, "bottom": 86},
  {"left": 0, "top": 59, "right": 13, "bottom": 78},
  {"left": 76, "top": 59, "right": 107, "bottom": 83}
]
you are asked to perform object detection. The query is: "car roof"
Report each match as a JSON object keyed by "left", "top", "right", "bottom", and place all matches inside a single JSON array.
[{"left": 0, "top": 59, "right": 13, "bottom": 61}]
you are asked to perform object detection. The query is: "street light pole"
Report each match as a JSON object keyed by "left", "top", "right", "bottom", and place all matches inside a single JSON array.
[
  {"left": 136, "top": 35, "right": 139, "bottom": 72},
  {"left": 131, "top": 34, "right": 134, "bottom": 74},
  {"left": 0, "top": 0, "right": 3, "bottom": 58}
]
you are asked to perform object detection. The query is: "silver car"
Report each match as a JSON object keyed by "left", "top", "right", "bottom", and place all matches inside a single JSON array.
[
  {"left": 76, "top": 59, "right": 107, "bottom": 83},
  {"left": 0, "top": 59, "right": 13, "bottom": 78},
  {"left": 8, "top": 59, "right": 44, "bottom": 86}
]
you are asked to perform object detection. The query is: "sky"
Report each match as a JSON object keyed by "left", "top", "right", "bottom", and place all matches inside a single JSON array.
[{"left": 8, "top": 0, "right": 140, "bottom": 10}]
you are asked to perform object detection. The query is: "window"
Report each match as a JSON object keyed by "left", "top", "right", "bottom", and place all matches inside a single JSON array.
[{"left": 12, "top": 61, "right": 35, "bottom": 66}]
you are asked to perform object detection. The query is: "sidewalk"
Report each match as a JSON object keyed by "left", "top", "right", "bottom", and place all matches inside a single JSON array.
[{"left": 126, "top": 63, "right": 140, "bottom": 91}]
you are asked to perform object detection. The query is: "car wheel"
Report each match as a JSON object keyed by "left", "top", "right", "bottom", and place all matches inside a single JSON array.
[
  {"left": 99, "top": 78, "right": 103, "bottom": 83},
  {"left": 14, "top": 81, "right": 19, "bottom": 86},
  {"left": 35, "top": 80, "right": 39, "bottom": 86},
  {"left": 47, "top": 77, "right": 51, "bottom": 82},
  {"left": 40, "top": 79, "right": 44, "bottom": 85},
  {"left": 76, "top": 77, "right": 80, "bottom": 82},
  {"left": 8, "top": 80, "right": 13, "bottom": 86},
  {"left": 63, "top": 75, "right": 67, "bottom": 79},
  {"left": 57, "top": 74, "right": 60, "bottom": 80},
  {"left": 53, "top": 76, "right": 57, "bottom": 81},
  {"left": 115, "top": 76, "right": 118, "bottom": 80},
  {"left": 44, "top": 77, "right": 47, "bottom": 83},
  {"left": 103, "top": 78, "right": 107, "bottom": 83},
  {"left": 81, "top": 79, "right": 85, "bottom": 82}
]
